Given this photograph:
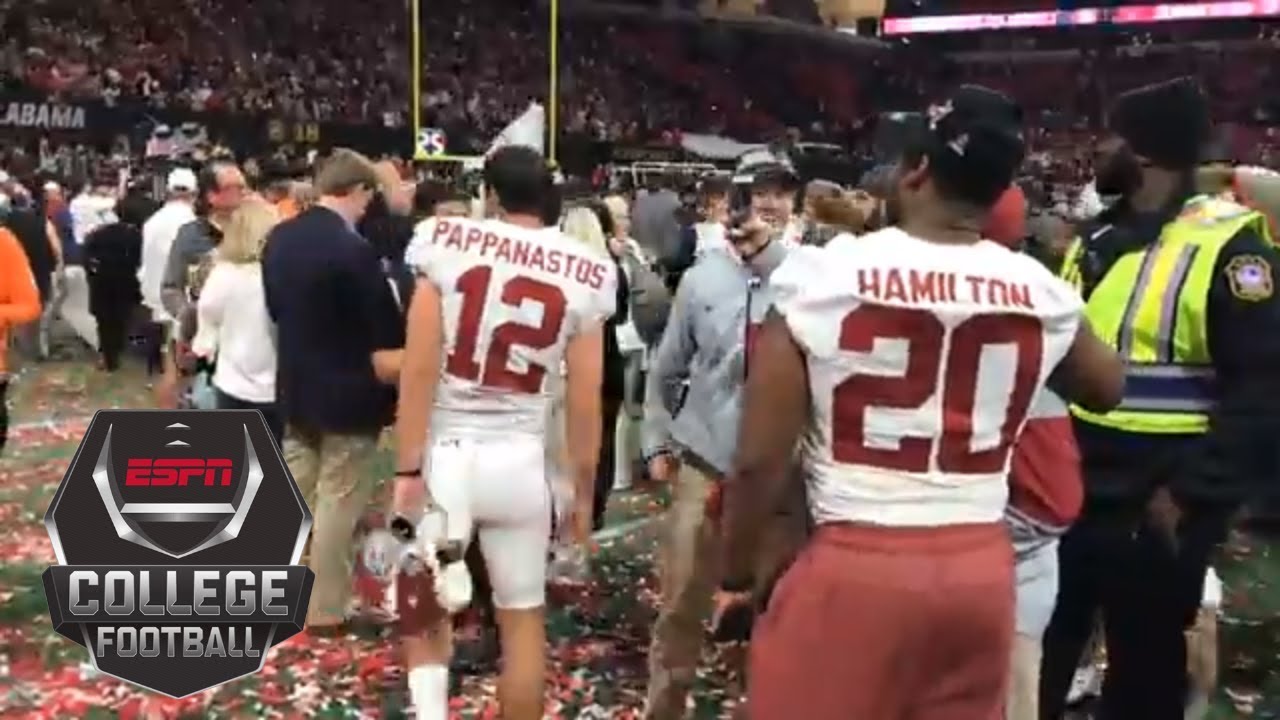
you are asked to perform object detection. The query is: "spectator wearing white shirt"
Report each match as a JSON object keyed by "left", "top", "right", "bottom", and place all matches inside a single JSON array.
[
  {"left": 192, "top": 200, "right": 282, "bottom": 442},
  {"left": 138, "top": 169, "right": 197, "bottom": 373},
  {"left": 68, "top": 182, "right": 118, "bottom": 246}
]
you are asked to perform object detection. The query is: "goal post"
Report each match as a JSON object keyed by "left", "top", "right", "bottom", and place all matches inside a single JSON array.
[{"left": 410, "top": 0, "right": 559, "bottom": 165}]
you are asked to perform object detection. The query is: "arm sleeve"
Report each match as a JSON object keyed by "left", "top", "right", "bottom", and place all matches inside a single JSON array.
[
  {"left": 582, "top": 263, "right": 619, "bottom": 332},
  {"left": 191, "top": 265, "right": 228, "bottom": 359},
  {"left": 403, "top": 218, "right": 441, "bottom": 279},
  {"left": 353, "top": 243, "right": 406, "bottom": 352},
  {"left": 768, "top": 245, "right": 840, "bottom": 358},
  {"left": 46, "top": 220, "right": 63, "bottom": 265},
  {"left": 261, "top": 231, "right": 278, "bottom": 324},
  {"left": 0, "top": 230, "right": 41, "bottom": 326},
  {"left": 641, "top": 271, "right": 698, "bottom": 457},
  {"left": 1175, "top": 226, "right": 1280, "bottom": 504},
  {"left": 160, "top": 224, "right": 193, "bottom": 319},
  {"left": 612, "top": 257, "right": 630, "bottom": 326}
]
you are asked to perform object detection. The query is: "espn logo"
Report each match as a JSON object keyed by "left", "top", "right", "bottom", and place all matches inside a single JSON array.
[{"left": 125, "top": 458, "right": 234, "bottom": 487}]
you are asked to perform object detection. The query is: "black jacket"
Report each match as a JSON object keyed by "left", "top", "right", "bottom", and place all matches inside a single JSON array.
[
  {"left": 602, "top": 254, "right": 631, "bottom": 402},
  {"left": 82, "top": 222, "right": 142, "bottom": 316},
  {"left": 3, "top": 207, "right": 54, "bottom": 299}
]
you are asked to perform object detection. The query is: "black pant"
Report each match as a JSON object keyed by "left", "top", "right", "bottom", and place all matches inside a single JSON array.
[
  {"left": 1039, "top": 501, "right": 1230, "bottom": 720},
  {"left": 591, "top": 395, "right": 623, "bottom": 531},
  {"left": 94, "top": 309, "right": 131, "bottom": 371},
  {"left": 214, "top": 388, "right": 284, "bottom": 446},
  {"left": 0, "top": 380, "right": 8, "bottom": 456},
  {"left": 141, "top": 321, "right": 166, "bottom": 375}
]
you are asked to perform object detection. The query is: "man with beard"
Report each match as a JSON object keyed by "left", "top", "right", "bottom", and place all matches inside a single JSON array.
[
  {"left": 1039, "top": 78, "right": 1280, "bottom": 719},
  {"left": 716, "top": 86, "right": 1124, "bottom": 720}
]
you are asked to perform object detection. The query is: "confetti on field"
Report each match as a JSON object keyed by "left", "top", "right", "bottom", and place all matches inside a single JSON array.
[{"left": 1, "top": 353, "right": 1279, "bottom": 718}]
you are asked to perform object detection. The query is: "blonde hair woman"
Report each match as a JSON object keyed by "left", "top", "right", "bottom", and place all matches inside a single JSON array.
[
  {"left": 559, "top": 206, "right": 609, "bottom": 258},
  {"left": 561, "top": 202, "right": 631, "bottom": 531},
  {"left": 191, "top": 200, "right": 284, "bottom": 441}
]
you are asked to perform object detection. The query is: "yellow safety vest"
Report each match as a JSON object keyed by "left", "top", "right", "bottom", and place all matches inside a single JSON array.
[{"left": 1059, "top": 196, "right": 1270, "bottom": 434}]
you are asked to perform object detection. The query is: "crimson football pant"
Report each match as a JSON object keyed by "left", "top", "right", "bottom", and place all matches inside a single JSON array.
[{"left": 748, "top": 522, "right": 1014, "bottom": 720}]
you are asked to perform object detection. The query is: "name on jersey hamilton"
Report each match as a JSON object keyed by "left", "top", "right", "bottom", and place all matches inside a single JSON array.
[
  {"left": 428, "top": 218, "right": 611, "bottom": 290},
  {"left": 858, "top": 267, "right": 1036, "bottom": 310}
]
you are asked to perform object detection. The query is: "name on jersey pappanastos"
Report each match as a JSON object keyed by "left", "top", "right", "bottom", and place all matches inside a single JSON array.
[
  {"left": 430, "top": 219, "right": 610, "bottom": 290},
  {"left": 858, "top": 268, "right": 1036, "bottom": 310}
]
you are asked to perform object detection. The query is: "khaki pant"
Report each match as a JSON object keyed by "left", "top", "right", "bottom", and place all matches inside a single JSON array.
[
  {"left": 284, "top": 425, "right": 381, "bottom": 626},
  {"left": 644, "top": 458, "right": 807, "bottom": 719},
  {"left": 1007, "top": 633, "right": 1041, "bottom": 720}
]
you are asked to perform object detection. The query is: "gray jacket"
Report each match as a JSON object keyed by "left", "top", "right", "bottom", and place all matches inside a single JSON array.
[
  {"left": 161, "top": 219, "right": 218, "bottom": 336},
  {"left": 161, "top": 217, "right": 218, "bottom": 338},
  {"left": 631, "top": 189, "right": 681, "bottom": 261},
  {"left": 642, "top": 240, "right": 789, "bottom": 475}
]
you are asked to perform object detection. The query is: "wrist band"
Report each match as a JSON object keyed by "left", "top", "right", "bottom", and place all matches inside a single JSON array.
[{"left": 394, "top": 469, "right": 421, "bottom": 478}]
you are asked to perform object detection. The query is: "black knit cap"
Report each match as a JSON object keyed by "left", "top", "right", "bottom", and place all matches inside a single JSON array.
[
  {"left": 918, "top": 84, "right": 1027, "bottom": 207},
  {"left": 1107, "top": 77, "right": 1210, "bottom": 170}
]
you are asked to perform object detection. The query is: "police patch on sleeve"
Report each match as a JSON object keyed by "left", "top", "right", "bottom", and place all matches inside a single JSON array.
[{"left": 1225, "top": 255, "right": 1274, "bottom": 302}]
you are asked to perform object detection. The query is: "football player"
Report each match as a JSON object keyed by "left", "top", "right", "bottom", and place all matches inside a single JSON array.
[
  {"left": 716, "top": 86, "right": 1125, "bottom": 719},
  {"left": 392, "top": 146, "right": 616, "bottom": 720}
]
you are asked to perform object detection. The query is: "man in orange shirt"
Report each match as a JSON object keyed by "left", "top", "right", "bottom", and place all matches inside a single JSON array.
[{"left": 0, "top": 225, "right": 43, "bottom": 455}]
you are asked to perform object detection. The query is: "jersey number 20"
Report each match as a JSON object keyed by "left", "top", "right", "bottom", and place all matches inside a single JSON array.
[
  {"left": 446, "top": 266, "right": 567, "bottom": 394},
  {"left": 832, "top": 306, "right": 1043, "bottom": 474}
]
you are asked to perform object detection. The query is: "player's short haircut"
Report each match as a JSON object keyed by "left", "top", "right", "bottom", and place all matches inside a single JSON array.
[
  {"left": 313, "top": 148, "right": 380, "bottom": 197},
  {"left": 484, "top": 146, "right": 553, "bottom": 217},
  {"left": 900, "top": 86, "right": 1026, "bottom": 210}
]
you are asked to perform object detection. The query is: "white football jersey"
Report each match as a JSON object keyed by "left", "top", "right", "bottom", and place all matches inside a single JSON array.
[
  {"left": 405, "top": 216, "right": 617, "bottom": 436},
  {"left": 773, "top": 227, "right": 1083, "bottom": 528}
]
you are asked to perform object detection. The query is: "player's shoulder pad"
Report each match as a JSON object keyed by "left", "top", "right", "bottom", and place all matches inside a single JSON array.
[
  {"left": 404, "top": 217, "right": 448, "bottom": 273},
  {"left": 1219, "top": 226, "right": 1278, "bottom": 303},
  {"left": 770, "top": 244, "right": 829, "bottom": 305}
]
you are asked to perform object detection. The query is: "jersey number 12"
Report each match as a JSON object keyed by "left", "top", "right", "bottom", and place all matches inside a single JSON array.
[{"left": 446, "top": 266, "right": 567, "bottom": 394}]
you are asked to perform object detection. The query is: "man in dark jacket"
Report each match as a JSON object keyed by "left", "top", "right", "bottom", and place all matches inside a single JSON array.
[
  {"left": 3, "top": 191, "right": 57, "bottom": 360},
  {"left": 82, "top": 191, "right": 147, "bottom": 371}
]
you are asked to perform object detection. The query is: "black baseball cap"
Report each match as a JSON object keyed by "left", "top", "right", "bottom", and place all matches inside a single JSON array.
[
  {"left": 1108, "top": 77, "right": 1209, "bottom": 170},
  {"left": 906, "top": 84, "right": 1027, "bottom": 207}
]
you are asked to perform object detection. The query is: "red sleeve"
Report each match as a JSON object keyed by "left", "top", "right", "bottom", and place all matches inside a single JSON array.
[{"left": 1008, "top": 416, "right": 1083, "bottom": 531}]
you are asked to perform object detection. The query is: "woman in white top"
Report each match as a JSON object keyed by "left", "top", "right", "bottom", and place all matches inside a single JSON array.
[
  {"left": 601, "top": 194, "right": 648, "bottom": 491},
  {"left": 192, "top": 199, "right": 283, "bottom": 442}
]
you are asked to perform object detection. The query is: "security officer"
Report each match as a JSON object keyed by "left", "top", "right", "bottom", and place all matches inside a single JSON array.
[{"left": 1039, "top": 78, "right": 1280, "bottom": 719}]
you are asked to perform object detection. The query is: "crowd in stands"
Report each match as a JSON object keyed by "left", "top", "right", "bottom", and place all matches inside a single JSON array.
[{"left": 2, "top": 0, "right": 1278, "bottom": 203}]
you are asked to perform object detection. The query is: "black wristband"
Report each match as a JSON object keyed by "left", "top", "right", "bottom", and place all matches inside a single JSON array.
[{"left": 394, "top": 469, "right": 421, "bottom": 479}]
